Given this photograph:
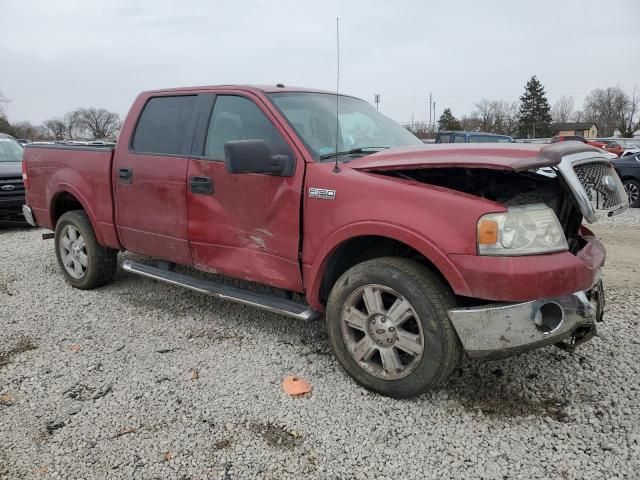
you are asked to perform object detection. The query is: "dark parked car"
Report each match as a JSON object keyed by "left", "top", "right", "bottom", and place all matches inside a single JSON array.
[
  {"left": 435, "top": 131, "right": 513, "bottom": 143},
  {"left": 0, "top": 133, "right": 26, "bottom": 223},
  {"left": 612, "top": 152, "right": 640, "bottom": 207}
]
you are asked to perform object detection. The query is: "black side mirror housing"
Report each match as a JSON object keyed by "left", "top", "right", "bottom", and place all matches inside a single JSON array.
[{"left": 224, "top": 139, "right": 295, "bottom": 177}]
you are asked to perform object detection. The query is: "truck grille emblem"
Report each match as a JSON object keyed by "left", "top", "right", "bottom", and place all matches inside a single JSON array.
[
  {"left": 1, "top": 185, "right": 16, "bottom": 191},
  {"left": 309, "top": 187, "right": 336, "bottom": 200}
]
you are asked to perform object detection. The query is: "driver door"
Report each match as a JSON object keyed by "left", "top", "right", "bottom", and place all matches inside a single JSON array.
[{"left": 186, "top": 93, "right": 304, "bottom": 292}]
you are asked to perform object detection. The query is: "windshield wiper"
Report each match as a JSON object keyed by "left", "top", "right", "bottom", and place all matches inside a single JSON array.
[{"left": 319, "top": 146, "right": 389, "bottom": 160}]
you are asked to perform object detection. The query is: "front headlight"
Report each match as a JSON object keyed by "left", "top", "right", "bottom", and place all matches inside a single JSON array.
[{"left": 477, "top": 204, "right": 568, "bottom": 256}]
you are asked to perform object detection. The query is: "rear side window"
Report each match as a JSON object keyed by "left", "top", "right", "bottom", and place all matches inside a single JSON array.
[
  {"left": 132, "top": 95, "right": 197, "bottom": 155},
  {"left": 469, "top": 135, "right": 490, "bottom": 143},
  {"left": 437, "top": 134, "right": 451, "bottom": 143},
  {"left": 204, "top": 95, "right": 291, "bottom": 160}
]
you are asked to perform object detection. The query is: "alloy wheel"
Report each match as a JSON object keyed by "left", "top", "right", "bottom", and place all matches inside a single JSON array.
[
  {"left": 58, "top": 225, "right": 88, "bottom": 279},
  {"left": 340, "top": 284, "right": 424, "bottom": 380},
  {"left": 624, "top": 182, "right": 639, "bottom": 205}
]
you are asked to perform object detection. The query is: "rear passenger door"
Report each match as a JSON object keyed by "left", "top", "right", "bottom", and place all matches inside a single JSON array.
[{"left": 113, "top": 94, "right": 198, "bottom": 264}]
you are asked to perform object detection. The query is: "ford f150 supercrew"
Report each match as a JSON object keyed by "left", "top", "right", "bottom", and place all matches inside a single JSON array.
[{"left": 22, "top": 85, "right": 628, "bottom": 398}]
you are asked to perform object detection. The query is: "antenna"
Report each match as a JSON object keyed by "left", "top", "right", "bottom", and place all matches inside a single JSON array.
[{"left": 333, "top": 17, "right": 341, "bottom": 173}]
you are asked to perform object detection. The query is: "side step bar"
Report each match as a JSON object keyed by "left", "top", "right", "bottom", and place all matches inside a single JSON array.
[{"left": 122, "top": 260, "right": 320, "bottom": 321}]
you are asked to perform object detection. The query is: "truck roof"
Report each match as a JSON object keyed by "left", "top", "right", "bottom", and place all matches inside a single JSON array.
[{"left": 140, "top": 84, "right": 342, "bottom": 96}]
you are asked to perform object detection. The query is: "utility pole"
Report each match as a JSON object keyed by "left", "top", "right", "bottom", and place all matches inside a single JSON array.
[
  {"left": 374, "top": 94, "right": 380, "bottom": 111},
  {"left": 428, "top": 92, "right": 432, "bottom": 131},
  {"left": 433, "top": 101, "right": 436, "bottom": 131}
]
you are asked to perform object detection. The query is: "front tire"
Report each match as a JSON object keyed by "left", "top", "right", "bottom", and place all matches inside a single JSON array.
[
  {"left": 54, "top": 210, "right": 117, "bottom": 289},
  {"left": 326, "top": 257, "right": 462, "bottom": 398},
  {"left": 623, "top": 179, "right": 640, "bottom": 208}
]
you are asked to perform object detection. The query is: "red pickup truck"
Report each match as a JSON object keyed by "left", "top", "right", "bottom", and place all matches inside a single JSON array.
[{"left": 22, "top": 85, "right": 628, "bottom": 398}]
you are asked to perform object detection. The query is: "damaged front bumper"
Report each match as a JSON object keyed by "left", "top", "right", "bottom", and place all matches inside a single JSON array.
[{"left": 448, "top": 281, "right": 604, "bottom": 359}]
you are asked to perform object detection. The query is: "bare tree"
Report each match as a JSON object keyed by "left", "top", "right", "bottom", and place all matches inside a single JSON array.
[
  {"left": 583, "top": 87, "right": 628, "bottom": 136},
  {"left": 551, "top": 96, "right": 575, "bottom": 123},
  {"left": 618, "top": 88, "right": 640, "bottom": 138},
  {"left": 471, "top": 99, "right": 519, "bottom": 135},
  {"left": 44, "top": 118, "right": 67, "bottom": 140},
  {"left": 0, "top": 90, "right": 9, "bottom": 116},
  {"left": 571, "top": 110, "right": 585, "bottom": 122},
  {"left": 474, "top": 99, "right": 494, "bottom": 132},
  {"left": 405, "top": 121, "right": 432, "bottom": 139},
  {"left": 63, "top": 111, "right": 85, "bottom": 139},
  {"left": 459, "top": 114, "right": 481, "bottom": 132},
  {"left": 493, "top": 100, "right": 519, "bottom": 136},
  {"left": 76, "top": 108, "right": 121, "bottom": 139},
  {"left": 9, "top": 121, "right": 43, "bottom": 140}
]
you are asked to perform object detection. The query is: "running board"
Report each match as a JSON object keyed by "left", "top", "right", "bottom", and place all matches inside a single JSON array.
[{"left": 122, "top": 260, "right": 320, "bottom": 321}]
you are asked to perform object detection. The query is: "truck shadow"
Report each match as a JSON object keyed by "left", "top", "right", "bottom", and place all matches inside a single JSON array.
[
  {"left": 112, "top": 252, "right": 330, "bottom": 350},
  {"left": 110, "top": 252, "right": 592, "bottom": 416},
  {"left": 438, "top": 350, "right": 589, "bottom": 421}
]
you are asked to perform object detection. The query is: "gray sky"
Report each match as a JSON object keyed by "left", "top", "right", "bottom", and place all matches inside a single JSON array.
[{"left": 1, "top": 0, "right": 639, "bottom": 125}]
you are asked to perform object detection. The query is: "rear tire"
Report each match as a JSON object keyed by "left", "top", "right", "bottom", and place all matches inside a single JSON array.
[
  {"left": 623, "top": 179, "right": 640, "bottom": 208},
  {"left": 326, "top": 257, "right": 462, "bottom": 398},
  {"left": 54, "top": 210, "right": 117, "bottom": 289}
]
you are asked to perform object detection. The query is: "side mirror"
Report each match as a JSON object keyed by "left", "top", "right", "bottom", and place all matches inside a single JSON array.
[{"left": 224, "top": 139, "right": 294, "bottom": 177}]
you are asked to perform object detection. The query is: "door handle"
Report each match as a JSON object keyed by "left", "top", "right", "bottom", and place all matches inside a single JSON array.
[
  {"left": 189, "top": 176, "right": 214, "bottom": 194},
  {"left": 119, "top": 168, "right": 133, "bottom": 184}
]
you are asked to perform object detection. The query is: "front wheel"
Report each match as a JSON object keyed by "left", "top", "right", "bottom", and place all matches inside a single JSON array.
[
  {"left": 54, "top": 210, "right": 118, "bottom": 289},
  {"left": 326, "top": 257, "right": 462, "bottom": 398},
  {"left": 623, "top": 179, "right": 640, "bottom": 208}
]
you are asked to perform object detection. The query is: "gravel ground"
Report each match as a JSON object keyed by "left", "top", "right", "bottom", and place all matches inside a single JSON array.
[{"left": 1, "top": 211, "right": 639, "bottom": 480}]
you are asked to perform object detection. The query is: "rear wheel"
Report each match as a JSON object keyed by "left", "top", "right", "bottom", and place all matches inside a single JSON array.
[
  {"left": 623, "top": 179, "right": 640, "bottom": 207},
  {"left": 54, "top": 210, "right": 117, "bottom": 289},
  {"left": 326, "top": 257, "right": 462, "bottom": 398}
]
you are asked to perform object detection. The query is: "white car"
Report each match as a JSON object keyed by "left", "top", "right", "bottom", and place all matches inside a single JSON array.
[{"left": 621, "top": 147, "right": 640, "bottom": 158}]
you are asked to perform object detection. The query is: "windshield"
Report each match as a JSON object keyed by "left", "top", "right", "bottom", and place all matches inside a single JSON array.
[
  {"left": 0, "top": 137, "right": 24, "bottom": 162},
  {"left": 269, "top": 92, "right": 422, "bottom": 160}
]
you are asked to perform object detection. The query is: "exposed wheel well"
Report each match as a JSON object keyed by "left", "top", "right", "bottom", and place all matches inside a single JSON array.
[
  {"left": 51, "top": 192, "right": 84, "bottom": 226},
  {"left": 318, "top": 235, "right": 447, "bottom": 305}
]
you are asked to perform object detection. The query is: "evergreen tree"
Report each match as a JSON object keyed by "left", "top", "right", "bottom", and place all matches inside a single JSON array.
[
  {"left": 437, "top": 108, "right": 462, "bottom": 131},
  {"left": 517, "top": 75, "right": 552, "bottom": 138}
]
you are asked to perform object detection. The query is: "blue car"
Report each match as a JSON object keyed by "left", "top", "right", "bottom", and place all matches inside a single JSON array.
[{"left": 435, "top": 131, "right": 513, "bottom": 143}]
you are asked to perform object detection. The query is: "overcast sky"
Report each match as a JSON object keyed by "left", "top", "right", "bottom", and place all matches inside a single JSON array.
[{"left": 1, "top": 0, "right": 639, "bottom": 125}]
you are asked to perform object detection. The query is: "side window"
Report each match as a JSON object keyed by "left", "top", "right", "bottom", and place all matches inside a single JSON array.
[
  {"left": 132, "top": 96, "right": 197, "bottom": 155},
  {"left": 204, "top": 96, "right": 291, "bottom": 160},
  {"left": 453, "top": 135, "right": 466, "bottom": 143}
]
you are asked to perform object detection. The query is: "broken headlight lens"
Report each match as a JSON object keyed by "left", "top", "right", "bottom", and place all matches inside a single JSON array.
[{"left": 477, "top": 204, "right": 568, "bottom": 256}]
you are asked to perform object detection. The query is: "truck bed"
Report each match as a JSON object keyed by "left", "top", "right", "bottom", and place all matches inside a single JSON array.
[{"left": 24, "top": 143, "right": 121, "bottom": 249}]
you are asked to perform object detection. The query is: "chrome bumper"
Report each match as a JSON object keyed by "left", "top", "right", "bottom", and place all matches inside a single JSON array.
[
  {"left": 22, "top": 205, "right": 36, "bottom": 227},
  {"left": 448, "top": 285, "right": 603, "bottom": 359}
]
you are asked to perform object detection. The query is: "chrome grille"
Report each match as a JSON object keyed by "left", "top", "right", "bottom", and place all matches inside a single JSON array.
[{"left": 573, "top": 162, "right": 623, "bottom": 210}]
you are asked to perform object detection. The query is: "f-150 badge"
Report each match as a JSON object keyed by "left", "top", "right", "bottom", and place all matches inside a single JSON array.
[{"left": 309, "top": 187, "right": 336, "bottom": 200}]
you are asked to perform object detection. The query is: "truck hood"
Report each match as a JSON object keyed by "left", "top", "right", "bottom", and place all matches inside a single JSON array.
[
  {"left": 348, "top": 144, "right": 567, "bottom": 173},
  {"left": 0, "top": 162, "right": 22, "bottom": 177}
]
